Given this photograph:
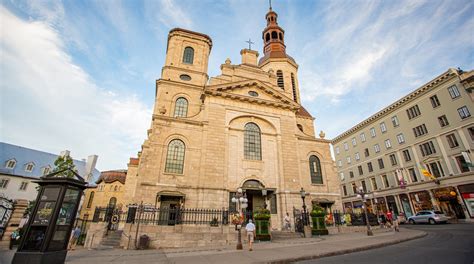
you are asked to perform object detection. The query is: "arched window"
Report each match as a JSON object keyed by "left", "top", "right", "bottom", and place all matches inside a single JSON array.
[
  {"left": 174, "top": 97, "right": 188, "bottom": 117},
  {"left": 108, "top": 197, "right": 117, "bottom": 208},
  {"left": 87, "top": 191, "right": 94, "bottom": 208},
  {"left": 276, "top": 70, "right": 284, "bottom": 89},
  {"left": 244, "top": 123, "right": 262, "bottom": 160},
  {"left": 279, "top": 32, "right": 283, "bottom": 40},
  {"left": 297, "top": 124, "right": 304, "bottom": 132},
  {"left": 182, "top": 47, "right": 194, "bottom": 64},
  {"left": 309, "top": 155, "right": 323, "bottom": 184},
  {"left": 271, "top": 31, "right": 278, "bottom": 39},
  {"left": 265, "top": 33, "right": 270, "bottom": 42},
  {"left": 291, "top": 73, "right": 298, "bottom": 103},
  {"left": 165, "top": 139, "right": 186, "bottom": 174}
]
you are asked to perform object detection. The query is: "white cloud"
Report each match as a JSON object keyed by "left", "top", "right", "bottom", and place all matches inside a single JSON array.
[
  {"left": 155, "top": 0, "right": 193, "bottom": 29},
  {"left": 0, "top": 7, "right": 151, "bottom": 170}
]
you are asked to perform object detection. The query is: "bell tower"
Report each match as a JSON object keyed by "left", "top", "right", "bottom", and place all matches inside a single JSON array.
[
  {"left": 262, "top": 5, "right": 286, "bottom": 58},
  {"left": 259, "top": 5, "right": 301, "bottom": 104}
]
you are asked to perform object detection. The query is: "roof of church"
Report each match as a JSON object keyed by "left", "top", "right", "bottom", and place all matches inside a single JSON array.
[
  {"left": 0, "top": 142, "right": 100, "bottom": 183},
  {"left": 169, "top": 28, "right": 212, "bottom": 43},
  {"left": 296, "top": 106, "right": 313, "bottom": 118},
  {"left": 258, "top": 51, "right": 296, "bottom": 66},
  {"left": 96, "top": 170, "right": 127, "bottom": 184},
  {"left": 129, "top": 157, "right": 139, "bottom": 166}
]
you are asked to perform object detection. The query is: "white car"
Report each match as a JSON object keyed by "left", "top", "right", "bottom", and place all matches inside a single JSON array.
[{"left": 407, "top": 210, "right": 449, "bottom": 224}]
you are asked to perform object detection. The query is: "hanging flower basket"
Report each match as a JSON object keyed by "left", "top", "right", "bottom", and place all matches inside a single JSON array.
[{"left": 231, "top": 213, "right": 243, "bottom": 225}]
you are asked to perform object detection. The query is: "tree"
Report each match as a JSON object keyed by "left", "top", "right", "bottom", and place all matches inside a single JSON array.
[{"left": 52, "top": 154, "right": 78, "bottom": 178}]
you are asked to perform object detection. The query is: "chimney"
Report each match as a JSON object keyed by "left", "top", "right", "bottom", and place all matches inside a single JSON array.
[
  {"left": 84, "top": 155, "right": 98, "bottom": 182},
  {"left": 240, "top": 49, "right": 259, "bottom": 66}
]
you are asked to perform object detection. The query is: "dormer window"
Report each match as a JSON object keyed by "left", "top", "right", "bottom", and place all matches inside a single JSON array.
[
  {"left": 42, "top": 166, "right": 51, "bottom": 175},
  {"left": 183, "top": 47, "right": 194, "bottom": 64},
  {"left": 5, "top": 159, "right": 16, "bottom": 169},
  {"left": 25, "top": 162, "right": 35, "bottom": 172}
]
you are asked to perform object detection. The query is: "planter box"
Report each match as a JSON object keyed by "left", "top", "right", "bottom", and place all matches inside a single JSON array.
[
  {"left": 255, "top": 219, "right": 271, "bottom": 241},
  {"left": 311, "top": 215, "right": 328, "bottom": 236}
]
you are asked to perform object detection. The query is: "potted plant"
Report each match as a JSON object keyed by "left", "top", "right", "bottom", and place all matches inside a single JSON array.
[
  {"left": 310, "top": 205, "right": 328, "bottom": 235},
  {"left": 254, "top": 208, "right": 271, "bottom": 241}
]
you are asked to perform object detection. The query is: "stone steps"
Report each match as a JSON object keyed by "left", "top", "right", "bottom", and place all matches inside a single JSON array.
[
  {"left": 271, "top": 231, "right": 304, "bottom": 240},
  {"left": 100, "top": 230, "right": 123, "bottom": 249}
]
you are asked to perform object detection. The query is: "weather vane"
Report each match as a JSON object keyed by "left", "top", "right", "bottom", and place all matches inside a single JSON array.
[{"left": 245, "top": 38, "right": 254, "bottom": 50}]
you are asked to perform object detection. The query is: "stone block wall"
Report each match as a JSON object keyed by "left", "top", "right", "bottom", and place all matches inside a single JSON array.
[
  {"left": 83, "top": 222, "right": 107, "bottom": 249},
  {"left": 0, "top": 199, "right": 28, "bottom": 249},
  {"left": 120, "top": 224, "right": 237, "bottom": 249}
]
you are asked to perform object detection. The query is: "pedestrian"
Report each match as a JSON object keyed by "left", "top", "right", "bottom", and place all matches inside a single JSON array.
[
  {"left": 68, "top": 226, "right": 81, "bottom": 251},
  {"left": 386, "top": 210, "right": 393, "bottom": 228},
  {"left": 284, "top": 213, "right": 291, "bottom": 231},
  {"left": 391, "top": 209, "right": 399, "bottom": 232},
  {"left": 9, "top": 229, "right": 20, "bottom": 250},
  {"left": 379, "top": 212, "right": 387, "bottom": 228},
  {"left": 245, "top": 219, "right": 256, "bottom": 251}
]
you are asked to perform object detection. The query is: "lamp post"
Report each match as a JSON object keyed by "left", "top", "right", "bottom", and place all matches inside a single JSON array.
[
  {"left": 231, "top": 188, "right": 248, "bottom": 250},
  {"left": 300, "top": 188, "right": 308, "bottom": 226},
  {"left": 356, "top": 186, "right": 373, "bottom": 236}
]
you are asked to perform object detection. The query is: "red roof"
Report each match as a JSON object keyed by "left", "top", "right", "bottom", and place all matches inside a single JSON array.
[
  {"left": 296, "top": 106, "right": 313, "bottom": 118},
  {"left": 96, "top": 170, "right": 126, "bottom": 184},
  {"left": 129, "top": 157, "right": 139, "bottom": 166}
]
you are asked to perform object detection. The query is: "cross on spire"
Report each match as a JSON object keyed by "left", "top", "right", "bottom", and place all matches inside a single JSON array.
[
  {"left": 269, "top": 0, "right": 272, "bottom": 10},
  {"left": 245, "top": 38, "right": 254, "bottom": 50}
]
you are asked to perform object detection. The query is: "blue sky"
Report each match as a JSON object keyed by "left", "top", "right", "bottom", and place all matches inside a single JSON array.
[{"left": 1, "top": 0, "right": 473, "bottom": 170}]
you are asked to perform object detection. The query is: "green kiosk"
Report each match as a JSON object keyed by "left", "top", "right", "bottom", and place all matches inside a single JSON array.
[{"left": 13, "top": 168, "right": 87, "bottom": 264}]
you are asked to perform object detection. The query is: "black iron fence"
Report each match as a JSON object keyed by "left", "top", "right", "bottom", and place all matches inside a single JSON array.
[{"left": 92, "top": 206, "right": 232, "bottom": 226}]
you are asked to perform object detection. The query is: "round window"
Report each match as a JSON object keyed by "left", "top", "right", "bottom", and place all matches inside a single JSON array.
[
  {"left": 180, "top": 74, "right": 191, "bottom": 81},
  {"left": 248, "top": 91, "right": 258, "bottom": 97}
]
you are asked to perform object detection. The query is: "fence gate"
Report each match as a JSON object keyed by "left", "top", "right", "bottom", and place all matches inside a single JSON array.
[
  {"left": 293, "top": 207, "right": 304, "bottom": 234},
  {"left": 0, "top": 196, "right": 14, "bottom": 240}
]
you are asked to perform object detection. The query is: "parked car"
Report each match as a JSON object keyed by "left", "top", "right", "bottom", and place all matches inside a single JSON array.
[{"left": 407, "top": 210, "right": 449, "bottom": 224}]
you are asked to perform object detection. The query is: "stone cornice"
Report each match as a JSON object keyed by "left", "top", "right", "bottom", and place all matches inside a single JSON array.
[
  {"left": 332, "top": 68, "right": 459, "bottom": 144},
  {"left": 156, "top": 78, "right": 205, "bottom": 91},
  {"left": 296, "top": 136, "right": 331, "bottom": 143},
  {"left": 152, "top": 114, "right": 206, "bottom": 126}
]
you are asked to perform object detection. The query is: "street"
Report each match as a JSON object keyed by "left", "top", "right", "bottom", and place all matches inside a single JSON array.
[{"left": 297, "top": 223, "right": 474, "bottom": 264}]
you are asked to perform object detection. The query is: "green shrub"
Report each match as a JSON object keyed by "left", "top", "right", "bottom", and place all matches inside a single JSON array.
[{"left": 254, "top": 208, "right": 271, "bottom": 220}]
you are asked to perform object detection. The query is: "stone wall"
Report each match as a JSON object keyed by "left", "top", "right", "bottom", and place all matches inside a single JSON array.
[
  {"left": 120, "top": 224, "right": 237, "bottom": 249},
  {"left": 83, "top": 222, "right": 107, "bottom": 249}
]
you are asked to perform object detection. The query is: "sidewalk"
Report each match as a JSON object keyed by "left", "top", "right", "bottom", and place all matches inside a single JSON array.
[{"left": 0, "top": 228, "right": 426, "bottom": 264}]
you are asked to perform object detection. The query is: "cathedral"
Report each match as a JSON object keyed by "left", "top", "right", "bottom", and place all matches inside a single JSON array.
[{"left": 123, "top": 6, "right": 342, "bottom": 230}]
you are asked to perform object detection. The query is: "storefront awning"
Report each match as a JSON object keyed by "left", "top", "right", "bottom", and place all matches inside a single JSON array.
[
  {"left": 156, "top": 191, "right": 185, "bottom": 201},
  {"left": 312, "top": 198, "right": 335, "bottom": 204}
]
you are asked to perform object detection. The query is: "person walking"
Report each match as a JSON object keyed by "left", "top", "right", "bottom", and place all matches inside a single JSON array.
[
  {"left": 284, "top": 213, "right": 291, "bottom": 231},
  {"left": 386, "top": 210, "right": 393, "bottom": 228},
  {"left": 391, "top": 209, "right": 399, "bottom": 232},
  {"left": 68, "top": 226, "right": 81, "bottom": 251},
  {"left": 245, "top": 219, "right": 256, "bottom": 251}
]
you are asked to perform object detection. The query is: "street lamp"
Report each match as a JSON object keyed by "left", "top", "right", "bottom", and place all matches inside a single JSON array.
[
  {"left": 300, "top": 188, "right": 308, "bottom": 226},
  {"left": 356, "top": 186, "right": 373, "bottom": 236},
  {"left": 231, "top": 188, "right": 248, "bottom": 250}
]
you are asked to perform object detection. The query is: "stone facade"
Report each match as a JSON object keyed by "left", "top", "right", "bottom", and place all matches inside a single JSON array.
[
  {"left": 125, "top": 7, "right": 342, "bottom": 230},
  {"left": 80, "top": 170, "right": 127, "bottom": 220}
]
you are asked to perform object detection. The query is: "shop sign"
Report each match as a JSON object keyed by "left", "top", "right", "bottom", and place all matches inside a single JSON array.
[
  {"left": 462, "top": 193, "right": 474, "bottom": 199},
  {"left": 433, "top": 187, "right": 457, "bottom": 200}
]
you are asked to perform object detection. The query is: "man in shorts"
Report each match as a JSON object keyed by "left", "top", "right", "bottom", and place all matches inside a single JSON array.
[{"left": 245, "top": 219, "right": 256, "bottom": 251}]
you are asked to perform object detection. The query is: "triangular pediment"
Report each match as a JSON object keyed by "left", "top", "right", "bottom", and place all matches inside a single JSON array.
[{"left": 205, "top": 80, "right": 300, "bottom": 111}]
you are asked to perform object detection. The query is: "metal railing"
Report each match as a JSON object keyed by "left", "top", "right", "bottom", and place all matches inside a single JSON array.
[{"left": 92, "top": 206, "right": 231, "bottom": 226}]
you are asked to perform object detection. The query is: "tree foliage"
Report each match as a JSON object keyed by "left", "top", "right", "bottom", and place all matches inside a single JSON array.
[{"left": 52, "top": 154, "right": 78, "bottom": 178}]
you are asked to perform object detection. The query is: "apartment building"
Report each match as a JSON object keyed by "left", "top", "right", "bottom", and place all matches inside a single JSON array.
[{"left": 332, "top": 68, "right": 474, "bottom": 220}]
